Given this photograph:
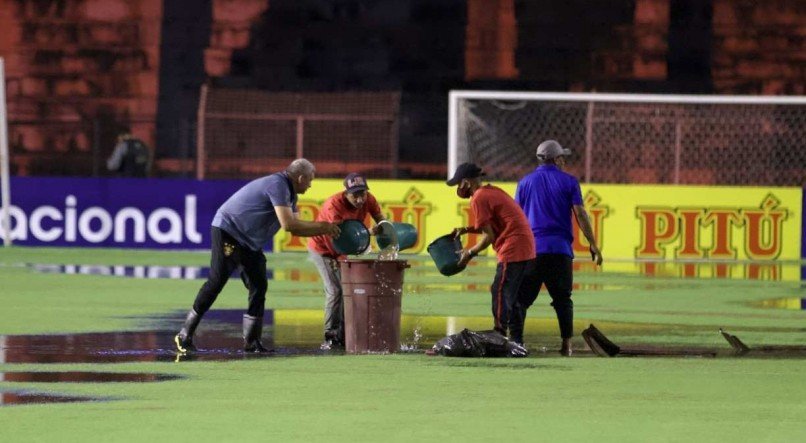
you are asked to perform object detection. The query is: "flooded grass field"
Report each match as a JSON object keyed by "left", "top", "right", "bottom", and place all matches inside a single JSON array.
[{"left": 1, "top": 247, "right": 805, "bottom": 441}]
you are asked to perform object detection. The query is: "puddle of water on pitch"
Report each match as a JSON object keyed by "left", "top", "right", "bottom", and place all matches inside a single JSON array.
[
  {"left": 0, "top": 309, "right": 581, "bottom": 364},
  {"left": 0, "top": 371, "right": 181, "bottom": 383},
  {"left": 0, "top": 329, "right": 324, "bottom": 364},
  {"left": 0, "top": 372, "right": 177, "bottom": 404},
  {"left": 0, "top": 391, "right": 101, "bottom": 406},
  {"left": 0, "top": 309, "right": 333, "bottom": 365}
]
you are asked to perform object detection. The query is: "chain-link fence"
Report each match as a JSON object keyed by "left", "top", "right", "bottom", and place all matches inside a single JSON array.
[
  {"left": 450, "top": 91, "right": 806, "bottom": 186},
  {"left": 196, "top": 86, "right": 401, "bottom": 179}
]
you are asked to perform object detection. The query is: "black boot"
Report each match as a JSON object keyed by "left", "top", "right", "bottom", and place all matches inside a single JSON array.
[
  {"left": 243, "top": 314, "right": 270, "bottom": 353},
  {"left": 175, "top": 309, "right": 201, "bottom": 353}
]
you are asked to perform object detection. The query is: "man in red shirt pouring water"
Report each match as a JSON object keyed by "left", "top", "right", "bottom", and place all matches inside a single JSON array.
[
  {"left": 308, "top": 173, "right": 386, "bottom": 349},
  {"left": 448, "top": 163, "right": 536, "bottom": 345}
]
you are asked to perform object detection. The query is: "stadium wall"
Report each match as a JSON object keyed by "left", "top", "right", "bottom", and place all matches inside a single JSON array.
[{"left": 1, "top": 178, "right": 802, "bottom": 267}]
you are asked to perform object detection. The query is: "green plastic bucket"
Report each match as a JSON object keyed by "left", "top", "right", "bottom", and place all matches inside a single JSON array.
[
  {"left": 377, "top": 222, "right": 418, "bottom": 251},
  {"left": 332, "top": 220, "right": 370, "bottom": 255},
  {"left": 427, "top": 234, "right": 466, "bottom": 276}
]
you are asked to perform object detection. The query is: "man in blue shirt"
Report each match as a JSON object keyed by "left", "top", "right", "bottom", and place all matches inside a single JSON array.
[
  {"left": 175, "top": 159, "right": 341, "bottom": 354},
  {"left": 515, "top": 140, "right": 603, "bottom": 356}
]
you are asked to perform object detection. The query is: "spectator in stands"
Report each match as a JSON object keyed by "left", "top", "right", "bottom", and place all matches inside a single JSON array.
[
  {"left": 448, "top": 162, "right": 537, "bottom": 345},
  {"left": 515, "top": 140, "right": 603, "bottom": 357},
  {"left": 308, "top": 173, "right": 386, "bottom": 350},
  {"left": 106, "top": 132, "right": 151, "bottom": 177},
  {"left": 174, "top": 159, "right": 341, "bottom": 354}
]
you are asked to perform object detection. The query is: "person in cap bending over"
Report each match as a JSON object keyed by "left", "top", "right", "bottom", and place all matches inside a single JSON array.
[
  {"left": 515, "top": 140, "right": 603, "bottom": 356},
  {"left": 448, "top": 163, "right": 536, "bottom": 344},
  {"left": 175, "top": 159, "right": 341, "bottom": 354},
  {"left": 308, "top": 173, "right": 386, "bottom": 349}
]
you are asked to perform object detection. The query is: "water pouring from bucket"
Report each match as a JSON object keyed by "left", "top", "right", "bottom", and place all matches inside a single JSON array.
[
  {"left": 375, "top": 221, "right": 418, "bottom": 261},
  {"left": 375, "top": 220, "right": 399, "bottom": 260}
]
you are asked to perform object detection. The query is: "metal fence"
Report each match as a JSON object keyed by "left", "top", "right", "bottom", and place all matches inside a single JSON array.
[{"left": 195, "top": 86, "right": 401, "bottom": 180}]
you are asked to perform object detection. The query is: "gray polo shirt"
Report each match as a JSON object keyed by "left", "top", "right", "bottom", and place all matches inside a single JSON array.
[{"left": 212, "top": 172, "right": 297, "bottom": 251}]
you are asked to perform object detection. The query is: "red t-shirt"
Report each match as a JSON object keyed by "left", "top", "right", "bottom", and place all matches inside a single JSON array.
[
  {"left": 308, "top": 192, "right": 383, "bottom": 257},
  {"left": 471, "top": 185, "right": 536, "bottom": 263}
]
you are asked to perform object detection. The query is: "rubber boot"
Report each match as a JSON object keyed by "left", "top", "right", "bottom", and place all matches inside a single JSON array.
[
  {"left": 560, "top": 337, "right": 573, "bottom": 357},
  {"left": 175, "top": 309, "right": 201, "bottom": 353},
  {"left": 243, "top": 314, "right": 270, "bottom": 353}
]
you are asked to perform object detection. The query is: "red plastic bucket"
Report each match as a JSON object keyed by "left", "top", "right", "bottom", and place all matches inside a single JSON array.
[{"left": 339, "top": 259, "right": 410, "bottom": 354}]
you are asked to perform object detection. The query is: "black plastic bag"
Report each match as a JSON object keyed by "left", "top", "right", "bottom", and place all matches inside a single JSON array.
[{"left": 429, "top": 329, "right": 528, "bottom": 358}]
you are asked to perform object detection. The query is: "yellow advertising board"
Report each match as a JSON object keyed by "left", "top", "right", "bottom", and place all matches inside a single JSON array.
[{"left": 275, "top": 180, "right": 802, "bottom": 264}]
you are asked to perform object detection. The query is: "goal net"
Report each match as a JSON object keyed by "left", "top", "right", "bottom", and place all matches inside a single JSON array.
[{"left": 448, "top": 91, "right": 806, "bottom": 186}]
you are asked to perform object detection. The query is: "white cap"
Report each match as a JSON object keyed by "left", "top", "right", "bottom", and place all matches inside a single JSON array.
[{"left": 536, "top": 140, "right": 571, "bottom": 159}]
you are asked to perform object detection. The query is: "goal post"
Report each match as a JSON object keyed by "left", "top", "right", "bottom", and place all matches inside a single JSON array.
[
  {"left": 0, "top": 57, "right": 11, "bottom": 246},
  {"left": 448, "top": 90, "right": 806, "bottom": 186}
]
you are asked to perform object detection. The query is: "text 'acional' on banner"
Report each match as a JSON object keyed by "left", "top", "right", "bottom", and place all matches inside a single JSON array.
[
  {"left": 1, "top": 177, "right": 246, "bottom": 249},
  {"left": 278, "top": 180, "right": 803, "bottom": 262}
]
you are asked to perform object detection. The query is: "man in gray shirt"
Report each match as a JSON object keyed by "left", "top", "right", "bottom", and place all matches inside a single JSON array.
[{"left": 175, "top": 159, "right": 340, "bottom": 353}]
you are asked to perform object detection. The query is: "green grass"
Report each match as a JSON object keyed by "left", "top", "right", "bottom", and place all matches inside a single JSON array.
[{"left": 1, "top": 247, "right": 805, "bottom": 442}]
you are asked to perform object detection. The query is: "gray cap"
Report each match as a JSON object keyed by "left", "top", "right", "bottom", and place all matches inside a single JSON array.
[{"left": 536, "top": 140, "right": 571, "bottom": 159}]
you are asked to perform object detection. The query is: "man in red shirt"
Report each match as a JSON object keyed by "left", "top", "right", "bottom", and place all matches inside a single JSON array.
[
  {"left": 448, "top": 163, "right": 536, "bottom": 344},
  {"left": 308, "top": 173, "right": 386, "bottom": 349}
]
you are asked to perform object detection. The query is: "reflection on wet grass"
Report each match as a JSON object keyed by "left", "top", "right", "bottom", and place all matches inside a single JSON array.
[
  {"left": 0, "top": 391, "right": 100, "bottom": 406},
  {"left": 0, "top": 371, "right": 181, "bottom": 383},
  {"left": 629, "top": 261, "right": 797, "bottom": 281},
  {"left": 0, "top": 309, "right": 669, "bottom": 364},
  {"left": 751, "top": 297, "right": 806, "bottom": 310},
  {"left": 26, "top": 257, "right": 803, "bottom": 283},
  {"left": 1, "top": 306, "right": 803, "bottom": 373}
]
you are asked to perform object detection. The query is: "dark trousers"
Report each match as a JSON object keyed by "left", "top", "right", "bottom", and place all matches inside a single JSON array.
[
  {"left": 490, "top": 259, "right": 536, "bottom": 343},
  {"left": 192, "top": 227, "right": 268, "bottom": 318},
  {"left": 518, "top": 254, "right": 574, "bottom": 339}
]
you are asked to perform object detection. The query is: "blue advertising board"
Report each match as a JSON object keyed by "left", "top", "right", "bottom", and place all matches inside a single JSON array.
[{"left": 0, "top": 177, "right": 254, "bottom": 250}]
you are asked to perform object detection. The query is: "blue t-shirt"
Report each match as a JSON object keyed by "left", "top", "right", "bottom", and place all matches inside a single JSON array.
[
  {"left": 212, "top": 172, "right": 297, "bottom": 251},
  {"left": 515, "top": 164, "right": 583, "bottom": 257}
]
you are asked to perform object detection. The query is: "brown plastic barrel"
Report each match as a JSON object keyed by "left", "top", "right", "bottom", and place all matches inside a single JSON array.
[{"left": 339, "top": 259, "right": 409, "bottom": 354}]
